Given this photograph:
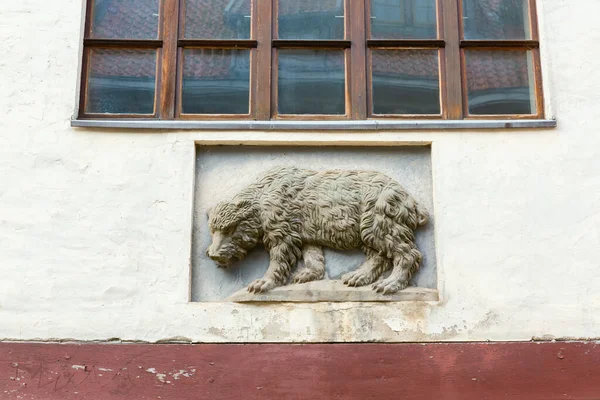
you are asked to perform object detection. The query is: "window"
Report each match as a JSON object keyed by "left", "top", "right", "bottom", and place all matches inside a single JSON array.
[{"left": 78, "top": 0, "right": 543, "bottom": 121}]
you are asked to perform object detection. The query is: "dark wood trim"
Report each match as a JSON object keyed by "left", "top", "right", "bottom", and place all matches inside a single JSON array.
[
  {"left": 367, "top": 39, "right": 445, "bottom": 48},
  {"left": 458, "top": 0, "right": 465, "bottom": 40},
  {"left": 177, "top": 39, "right": 258, "bottom": 48},
  {"left": 272, "top": 0, "right": 279, "bottom": 40},
  {"left": 255, "top": 0, "right": 272, "bottom": 120},
  {"left": 439, "top": 47, "right": 448, "bottom": 118},
  {"left": 366, "top": 46, "right": 374, "bottom": 117},
  {"left": 78, "top": 49, "right": 89, "bottom": 118},
  {"left": 1, "top": 342, "right": 599, "bottom": 400},
  {"left": 533, "top": 47, "right": 545, "bottom": 119},
  {"left": 349, "top": 0, "right": 367, "bottom": 119},
  {"left": 175, "top": 47, "right": 183, "bottom": 117},
  {"left": 461, "top": 40, "right": 540, "bottom": 48},
  {"left": 78, "top": 42, "right": 91, "bottom": 118},
  {"left": 178, "top": 0, "right": 187, "bottom": 39},
  {"left": 84, "top": 0, "right": 93, "bottom": 39},
  {"left": 159, "top": 0, "right": 179, "bottom": 119},
  {"left": 464, "top": 114, "right": 541, "bottom": 120},
  {"left": 442, "top": 0, "right": 463, "bottom": 119},
  {"left": 270, "top": 48, "right": 278, "bottom": 118},
  {"left": 370, "top": 114, "right": 444, "bottom": 119},
  {"left": 344, "top": 48, "right": 351, "bottom": 118},
  {"left": 460, "top": 47, "right": 469, "bottom": 117},
  {"left": 153, "top": 47, "right": 162, "bottom": 118},
  {"left": 435, "top": 0, "right": 444, "bottom": 40},
  {"left": 248, "top": 0, "right": 258, "bottom": 119},
  {"left": 83, "top": 39, "right": 163, "bottom": 48},
  {"left": 272, "top": 40, "right": 352, "bottom": 48},
  {"left": 274, "top": 114, "right": 351, "bottom": 121},
  {"left": 529, "top": 0, "right": 540, "bottom": 41},
  {"left": 79, "top": 112, "right": 157, "bottom": 119},
  {"left": 178, "top": 114, "right": 253, "bottom": 120},
  {"left": 365, "top": 0, "right": 373, "bottom": 39}
]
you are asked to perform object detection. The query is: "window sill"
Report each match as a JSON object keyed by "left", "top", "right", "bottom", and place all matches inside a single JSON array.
[{"left": 71, "top": 118, "right": 556, "bottom": 131}]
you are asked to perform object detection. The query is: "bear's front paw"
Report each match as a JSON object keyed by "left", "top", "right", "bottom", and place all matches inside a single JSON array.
[
  {"left": 372, "top": 278, "right": 408, "bottom": 294},
  {"left": 342, "top": 270, "right": 376, "bottom": 287},
  {"left": 247, "top": 278, "right": 277, "bottom": 293},
  {"left": 292, "top": 268, "right": 324, "bottom": 284}
]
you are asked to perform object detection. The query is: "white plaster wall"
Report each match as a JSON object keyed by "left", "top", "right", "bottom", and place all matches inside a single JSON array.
[{"left": 1, "top": 0, "right": 599, "bottom": 342}]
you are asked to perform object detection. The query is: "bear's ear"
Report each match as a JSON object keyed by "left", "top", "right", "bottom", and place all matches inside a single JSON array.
[
  {"left": 205, "top": 206, "right": 213, "bottom": 218},
  {"left": 235, "top": 199, "right": 257, "bottom": 220}
]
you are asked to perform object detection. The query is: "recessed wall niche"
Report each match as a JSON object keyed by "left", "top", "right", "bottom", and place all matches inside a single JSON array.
[{"left": 192, "top": 145, "right": 437, "bottom": 302}]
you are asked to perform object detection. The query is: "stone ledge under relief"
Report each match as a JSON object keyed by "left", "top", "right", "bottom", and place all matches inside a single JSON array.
[{"left": 226, "top": 280, "right": 439, "bottom": 303}]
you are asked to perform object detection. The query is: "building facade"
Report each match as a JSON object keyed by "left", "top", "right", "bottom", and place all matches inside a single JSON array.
[{"left": 1, "top": 0, "right": 600, "bottom": 398}]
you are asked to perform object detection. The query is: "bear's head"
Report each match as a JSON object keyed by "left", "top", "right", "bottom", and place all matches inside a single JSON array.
[{"left": 206, "top": 199, "right": 262, "bottom": 268}]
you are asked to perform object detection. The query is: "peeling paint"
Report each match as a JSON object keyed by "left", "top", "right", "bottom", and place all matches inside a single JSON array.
[{"left": 145, "top": 367, "right": 196, "bottom": 384}]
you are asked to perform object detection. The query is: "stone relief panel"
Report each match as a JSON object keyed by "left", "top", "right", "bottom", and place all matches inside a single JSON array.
[{"left": 192, "top": 146, "right": 437, "bottom": 302}]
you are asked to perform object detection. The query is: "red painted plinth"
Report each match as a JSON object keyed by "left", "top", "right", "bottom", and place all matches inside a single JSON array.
[{"left": 1, "top": 342, "right": 600, "bottom": 399}]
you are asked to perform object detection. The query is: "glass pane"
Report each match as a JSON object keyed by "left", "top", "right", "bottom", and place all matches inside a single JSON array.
[
  {"left": 370, "top": 0, "right": 437, "bottom": 39},
  {"left": 278, "top": 50, "right": 345, "bottom": 115},
  {"left": 462, "top": 0, "right": 531, "bottom": 40},
  {"left": 371, "top": 49, "right": 440, "bottom": 114},
  {"left": 465, "top": 50, "right": 536, "bottom": 115},
  {"left": 278, "top": 0, "right": 344, "bottom": 39},
  {"left": 182, "top": 49, "right": 250, "bottom": 114},
  {"left": 184, "top": 0, "right": 251, "bottom": 39},
  {"left": 90, "top": 0, "right": 160, "bottom": 39},
  {"left": 86, "top": 49, "right": 156, "bottom": 114}
]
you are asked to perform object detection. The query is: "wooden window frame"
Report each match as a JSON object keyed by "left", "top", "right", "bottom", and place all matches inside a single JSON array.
[
  {"left": 458, "top": 0, "right": 544, "bottom": 120},
  {"left": 77, "top": 0, "right": 544, "bottom": 122},
  {"left": 366, "top": 0, "right": 446, "bottom": 119}
]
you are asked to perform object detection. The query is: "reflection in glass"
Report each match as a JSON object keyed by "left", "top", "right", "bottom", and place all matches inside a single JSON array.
[
  {"left": 185, "top": 0, "right": 251, "bottom": 39},
  {"left": 370, "top": 0, "right": 437, "bottom": 39},
  {"left": 182, "top": 49, "right": 250, "bottom": 114},
  {"left": 86, "top": 49, "right": 156, "bottom": 114},
  {"left": 278, "top": 0, "right": 344, "bottom": 39},
  {"left": 278, "top": 50, "right": 345, "bottom": 115},
  {"left": 465, "top": 50, "right": 536, "bottom": 115},
  {"left": 91, "top": 0, "right": 160, "bottom": 39},
  {"left": 371, "top": 50, "right": 440, "bottom": 114},
  {"left": 463, "top": 0, "right": 530, "bottom": 40}
]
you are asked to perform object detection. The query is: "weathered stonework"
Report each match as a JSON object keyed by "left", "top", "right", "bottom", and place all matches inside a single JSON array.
[
  {"left": 207, "top": 166, "right": 428, "bottom": 296},
  {"left": 193, "top": 146, "right": 437, "bottom": 302}
]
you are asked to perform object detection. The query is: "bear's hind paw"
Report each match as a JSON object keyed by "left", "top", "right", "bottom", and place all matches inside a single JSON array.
[
  {"left": 247, "top": 278, "right": 277, "bottom": 293},
  {"left": 372, "top": 279, "right": 408, "bottom": 294},
  {"left": 342, "top": 270, "right": 376, "bottom": 287},
  {"left": 292, "top": 268, "right": 324, "bottom": 284}
]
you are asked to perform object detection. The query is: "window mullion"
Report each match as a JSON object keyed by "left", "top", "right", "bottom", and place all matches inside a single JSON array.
[
  {"left": 349, "top": 0, "right": 367, "bottom": 120},
  {"left": 159, "top": 0, "right": 180, "bottom": 119},
  {"left": 442, "top": 0, "right": 463, "bottom": 119},
  {"left": 255, "top": 0, "right": 273, "bottom": 120}
]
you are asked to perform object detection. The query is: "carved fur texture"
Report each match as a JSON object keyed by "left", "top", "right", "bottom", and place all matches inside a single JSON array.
[{"left": 206, "top": 166, "right": 429, "bottom": 294}]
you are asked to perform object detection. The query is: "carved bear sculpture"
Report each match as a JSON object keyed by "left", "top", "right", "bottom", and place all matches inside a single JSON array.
[{"left": 206, "top": 166, "right": 428, "bottom": 294}]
